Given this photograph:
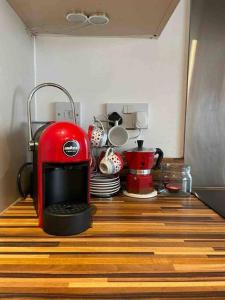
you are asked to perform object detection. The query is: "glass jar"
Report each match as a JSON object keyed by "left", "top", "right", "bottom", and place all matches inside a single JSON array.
[{"left": 160, "top": 163, "right": 192, "bottom": 195}]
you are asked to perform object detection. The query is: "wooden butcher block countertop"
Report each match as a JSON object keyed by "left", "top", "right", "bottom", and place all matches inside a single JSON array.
[{"left": 1, "top": 195, "right": 225, "bottom": 299}]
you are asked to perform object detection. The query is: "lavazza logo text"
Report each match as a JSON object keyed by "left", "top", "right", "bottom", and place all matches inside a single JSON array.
[{"left": 63, "top": 140, "right": 80, "bottom": 157}]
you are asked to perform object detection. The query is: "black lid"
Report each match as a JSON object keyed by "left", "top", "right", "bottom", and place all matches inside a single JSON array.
[{"left": 126, "top": 140, "right": 156, "bottom": 153}]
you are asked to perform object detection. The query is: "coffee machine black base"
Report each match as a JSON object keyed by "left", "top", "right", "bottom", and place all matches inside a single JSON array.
[{"left": 43, "top": 202, "right": 92, "bottom": 236}]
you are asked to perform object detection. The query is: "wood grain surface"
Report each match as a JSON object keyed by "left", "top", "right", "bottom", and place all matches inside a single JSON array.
[{"left": 0, "top": 194, "right": 225, "bottom": 299}]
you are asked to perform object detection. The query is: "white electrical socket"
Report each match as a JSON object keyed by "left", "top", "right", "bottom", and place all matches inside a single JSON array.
[
  {"left": 55, "top": 102, "right": 81, "bottom": 125},
  {"left": 106, "top": 103, "right": 149, "bottom": 129},
  {"left": 135, "top": 111, "right": 148, "bottom": 129}
]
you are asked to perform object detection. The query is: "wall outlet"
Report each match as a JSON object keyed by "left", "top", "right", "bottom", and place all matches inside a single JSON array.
[
  {"left": 134, "top": 111, "right": 148, "bottom": 129},
  {"left": 106, "top": 103, "right": 149, "bottom": 129},
  {"left": 55, "top": 102, "right": 80, "bottom": 125}
]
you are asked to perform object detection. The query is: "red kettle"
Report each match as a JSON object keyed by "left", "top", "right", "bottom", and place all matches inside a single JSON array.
[{"left": 124, "top": 140, "right": 163, "bottom": 171}]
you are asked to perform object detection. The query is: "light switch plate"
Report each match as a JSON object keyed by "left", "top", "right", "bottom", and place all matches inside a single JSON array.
[
  {"left": 106, "top": 103, "right": 149, "bottom": 129},
  {"left": 55, "top": 102, "right": 81, "bottom": 125}
]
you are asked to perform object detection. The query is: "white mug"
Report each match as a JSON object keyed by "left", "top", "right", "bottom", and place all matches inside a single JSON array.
[
  {"left": 108, "top": 121, "right": 129, "bottom": 147},
  {"left": 99, "top": 148, "right": 124, "bottom": 175},
  {"left": 88, "top": 119, "right": 107, "bottom": 148}
]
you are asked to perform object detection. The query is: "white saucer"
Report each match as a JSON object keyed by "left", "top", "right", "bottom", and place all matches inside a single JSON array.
[
  {"left": 91, "top": 183, "right": 120, "bottom": 189},
  {"left": 91, "top": 187, "right": 120, "bottom": 194},
  {"left": 91, "top": 180, "right": 120, "bottom": 186},
  {"left": 91, "top": 187, "right": 120, "bottom": 192},
  {"left": 91, "top": 175, "right": 119, "bottom": 183},
  {"left": 91, "top": 179, "right": 120, "bottom": 184},
  {"left": 91, "top": 190, "right": 120, "bottom": 194}
]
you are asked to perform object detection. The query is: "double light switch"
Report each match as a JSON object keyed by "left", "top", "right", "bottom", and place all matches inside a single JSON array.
[{"left": 106, "top": 103, "right": 149, "bottom": 129}]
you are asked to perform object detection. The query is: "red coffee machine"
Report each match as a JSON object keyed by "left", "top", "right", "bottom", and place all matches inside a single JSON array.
[
  {"left": 28, "top": 83, "right": 91, "bottom": 236},
  {"left": 124, "top": 140, "right": 163, "bottom": 198}
]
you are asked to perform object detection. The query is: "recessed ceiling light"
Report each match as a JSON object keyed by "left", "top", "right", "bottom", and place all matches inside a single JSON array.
[
  {"left": 66, "top": 12, "right": 88, "bottom": 24},
  {"left": 88, "top": 13, "right": 109, "bottom": 25}
]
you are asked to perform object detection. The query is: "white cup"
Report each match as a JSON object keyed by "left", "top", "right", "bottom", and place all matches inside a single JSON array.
[
  {"left": 99, "top": 148, "right": 124, "bottom": 175},
  {"left": 88, "top": 119, "right": 107, "bottom": 148},
  {"left": 99, "top": 148, "right": 115, "bottom": 174},
  {"left": 108, "top": 121, "right": 129, "bottom": 147},
  {"left": 99, "top": 159, "right": 115, "bottom": 175}
]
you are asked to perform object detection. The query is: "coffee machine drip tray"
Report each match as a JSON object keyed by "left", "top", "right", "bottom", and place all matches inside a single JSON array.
[
  {"left": 46, "top": 202, "right": 89, "bottom": 215},
  {"left": 43, "top": 202, "right": 91, "bottom": 236}
]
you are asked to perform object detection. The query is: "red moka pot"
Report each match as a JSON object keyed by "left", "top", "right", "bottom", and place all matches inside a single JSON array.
[
  {"left": 27, "top": 83, "right": 91, "bottom": 236},
  {"left": 124, "top": 140, "right": 163, "bottom": 196},
  {"left": 125, "top": 148, "right": 156, "bottom": 170},
  {"left": 124, "top": 140, "right": 163, "bottom": 172}
]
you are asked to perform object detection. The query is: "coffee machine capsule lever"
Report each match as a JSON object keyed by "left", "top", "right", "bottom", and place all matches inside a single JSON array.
[{"left": 27, "top": 82, "right": 76, "bottom": 150}]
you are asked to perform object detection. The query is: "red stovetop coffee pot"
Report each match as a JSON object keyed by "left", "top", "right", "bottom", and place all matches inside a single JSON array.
[
  {"left": 124, "top": 140, "right": 163, "bottom": 198},
  {"left": 125, "top": 140, "right": 163, "bottom": 171}
]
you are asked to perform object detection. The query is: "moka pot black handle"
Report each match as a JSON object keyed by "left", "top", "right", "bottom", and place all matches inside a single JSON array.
[{"left": 153, "top": 148, "right": 164, "bottom": 170}]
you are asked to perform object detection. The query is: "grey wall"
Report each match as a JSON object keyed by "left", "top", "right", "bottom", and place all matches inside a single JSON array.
[{"left": 0, "top": 1, "right": 34, "bottom": 211}]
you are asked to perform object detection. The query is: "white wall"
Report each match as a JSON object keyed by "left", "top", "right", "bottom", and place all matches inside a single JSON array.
[
  {"left": 0, "top": 1, "right": 34, "bottom": 211},
  {"left": 35, "top": 0, "right": 189, "bottom": 157}
]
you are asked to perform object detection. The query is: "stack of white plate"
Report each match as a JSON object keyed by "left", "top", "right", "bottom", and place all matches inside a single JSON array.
[{"left": 90, "top": 174, "right": 121, "bottom": 197}]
